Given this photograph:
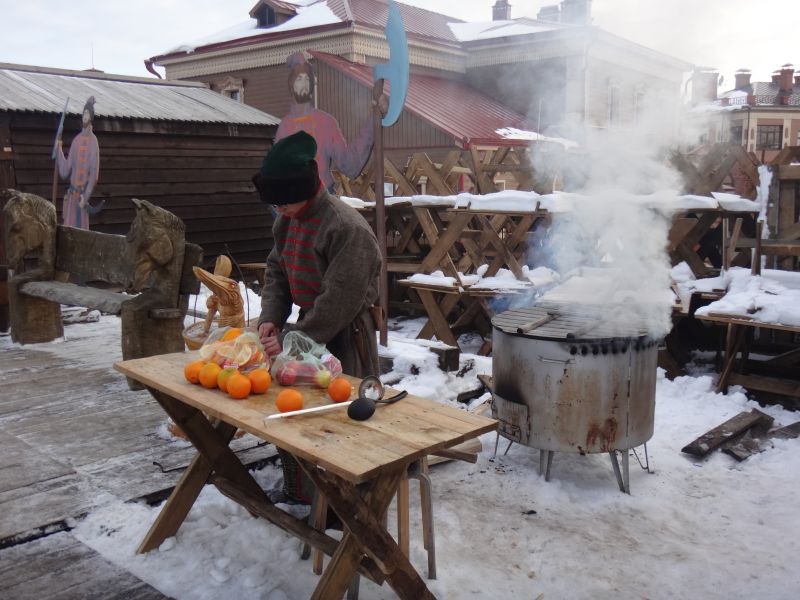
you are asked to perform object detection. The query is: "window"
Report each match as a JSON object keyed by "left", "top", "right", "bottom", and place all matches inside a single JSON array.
[
  {"left": 255, "top": 5, "right": 277, "bottom": 27},
  {"left": 220, "top": 76, "right": 244, "bottom": 103},
  {"left": 729, "top": 125, "right": 743, "bottom": 145},
  {"left": 607, "top": 81, "right": 621, "bottom": 128},
  {"left": 756, "top": 125, "right": 782, "bottom": 150},
  {"left": 633, "top": 90, "right": 646, "bottom": 124}
]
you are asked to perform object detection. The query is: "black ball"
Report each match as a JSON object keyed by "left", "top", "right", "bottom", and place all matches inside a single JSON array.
[{"left": 348, "top": 398, "right": 375, "bottom": 421}]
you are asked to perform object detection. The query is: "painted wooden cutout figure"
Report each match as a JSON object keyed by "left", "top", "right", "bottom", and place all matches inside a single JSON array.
[
  {"left": 55, "top": 96, "right": 100, "bottom": 229},
  {"left": 275, "top": 52, "right": 375, "bottom": 192}
]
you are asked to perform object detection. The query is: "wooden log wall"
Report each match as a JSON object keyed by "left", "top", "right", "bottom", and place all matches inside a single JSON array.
[{"left": 6, "top": 113, "right": 275, "bottom": 269}]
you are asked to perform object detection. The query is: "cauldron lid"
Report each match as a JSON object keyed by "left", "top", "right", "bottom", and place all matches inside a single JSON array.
[{"left": 491, "top": 304, "right": 651, "bottom": 341}]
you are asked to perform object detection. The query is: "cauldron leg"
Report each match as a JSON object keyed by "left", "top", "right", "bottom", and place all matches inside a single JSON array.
[
  {"left": 539, "top": 450, "right": 554, "bottom": 481},
  {"left": 609, "top": 451, "right": 631, "bottom": 494}
]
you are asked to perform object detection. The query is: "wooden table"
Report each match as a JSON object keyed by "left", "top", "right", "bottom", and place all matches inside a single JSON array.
[
  {"left": 114, "top": 352, "right": 496, "bottom": 599},
  {"left": 398, "top": 280, "right": 534, "bottom": 355},
  {"left": 694, "top": 312, "right": 800, "bottom": 396}
]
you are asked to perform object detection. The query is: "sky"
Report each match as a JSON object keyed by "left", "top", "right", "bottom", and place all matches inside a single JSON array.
[{"left": 2, "top": 0, "right": 798, "bottom": 87}]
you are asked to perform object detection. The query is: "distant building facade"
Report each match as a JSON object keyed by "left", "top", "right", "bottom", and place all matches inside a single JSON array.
[{"left": 694, "top": 64, "right": 800, "bottom": 163}]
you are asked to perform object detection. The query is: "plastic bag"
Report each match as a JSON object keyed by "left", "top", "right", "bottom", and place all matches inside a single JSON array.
[
  {"left": 271, "top": 330, "right": 342, "bottom": 387},
  {"left": 198, "top": 326, "right": 269, "bottom": 372}
]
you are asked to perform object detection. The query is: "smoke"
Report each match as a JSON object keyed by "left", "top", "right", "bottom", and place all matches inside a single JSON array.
[{"left": 528, "top": 94, "right": 694, "bottom": 339}]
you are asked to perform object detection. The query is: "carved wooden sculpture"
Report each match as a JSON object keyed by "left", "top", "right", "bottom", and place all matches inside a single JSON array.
[
  {"left": 4, "top": 191, "right": 200, "bottom": 389},
  {"left": 121, "top": 198, "right": 188, "bottom": 369},
  {"left": 193, "top": 258, "right": 245, "bottom": 332},
  {"left": 2, "top": 189, "right": 61, "bottom": 342}
]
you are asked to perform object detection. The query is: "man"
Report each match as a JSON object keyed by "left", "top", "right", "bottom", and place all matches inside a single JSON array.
[
  {"left": 254, "top": 130, "right": 381, "bottom": 379},
  {"left": 56, "top": 96, "right": 100, "bottom": 229},
  {"left": 275, "top": 52, "right": 376, "bottom": 193},
  {"left": 253, "top": 130, "right": 382, "bottom": 504}
]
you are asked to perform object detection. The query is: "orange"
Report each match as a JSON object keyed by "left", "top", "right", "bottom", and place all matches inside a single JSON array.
[
  {"left": 184, "top": 360, "right": 205, "bottom": 384},
  {"left": 227, "top": 372, "right": 252, "bottom": 400},
  {"left": 221, "top": 327, "right": 243, "bottom": 342},
  {"left": 276, "top": 389, "right": 304, "bottom": 413},
  {"left": 327, "top": 377, "right": 352, "bottom": 403},
  {"left": 248, "top": 369, "right": 271, "bottom": 394},
  {"left": 198, "top": 362, "right": 222, "bottom": 389},
  {"left": 217, "top": 367, "right": 238, "bottom": 392}
]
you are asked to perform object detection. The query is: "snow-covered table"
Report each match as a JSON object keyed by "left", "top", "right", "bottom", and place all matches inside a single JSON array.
[{"left": 114, "top": 351, "right": 496, "bottom": 600}]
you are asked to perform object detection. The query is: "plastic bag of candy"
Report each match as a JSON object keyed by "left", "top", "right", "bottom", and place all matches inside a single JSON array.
[
  {"left": 270, "top": 330, "right": 342, "bottom": 387},
  {"left": 198, "top": 326, "right": 269, "bottom": 372}
]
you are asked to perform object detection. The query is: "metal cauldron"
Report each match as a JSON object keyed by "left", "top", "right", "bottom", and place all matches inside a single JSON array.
[{"left": 490, "top": 305, "right": 658, "bottom": 491}]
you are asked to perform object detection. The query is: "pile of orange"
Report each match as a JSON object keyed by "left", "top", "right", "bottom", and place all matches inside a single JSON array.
[{"left": 183, "top": 357, "right": 271, "bottom": 401}]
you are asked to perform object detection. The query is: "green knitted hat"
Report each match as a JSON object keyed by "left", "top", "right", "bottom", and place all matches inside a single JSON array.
[{"left": 253, "top": 131, "right": 320, "bottom": 205}]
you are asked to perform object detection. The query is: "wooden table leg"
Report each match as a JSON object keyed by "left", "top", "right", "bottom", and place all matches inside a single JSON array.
[
  {"left": 138, "top": 388, "right": 270, "bottom": 553},
  {"left": 138, "top": 419, "right": 237, "bottom": 553},
  {"left": 717, "top": 324, "right": 747, "bottom": 393},
  {"left": 416, "top": 289, "right": 459, "bottom": 347},
  {"left": 297, "top": 459, "right": 436, "bottom": 600}
]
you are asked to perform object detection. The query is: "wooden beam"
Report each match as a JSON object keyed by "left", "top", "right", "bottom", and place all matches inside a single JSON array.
[{"left": 681, "top": 409, "right": 774, "bottom": 457}]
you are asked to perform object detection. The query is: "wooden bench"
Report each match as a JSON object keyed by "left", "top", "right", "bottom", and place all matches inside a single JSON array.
[{"left": 4, "top": 191, "right": 201, "bottom": 388}]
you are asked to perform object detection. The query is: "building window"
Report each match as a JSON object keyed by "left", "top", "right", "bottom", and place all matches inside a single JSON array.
[
  {"left": 220, "top": 76, "right": 244, "bottom": 103},
  {"left": 729, "top": 125, "right": 743, "bottom": 145},
  {"left": 756, "top": 125, "right": 782, "bottom": 150},
  {"left": 607, "top": 81, "right": 621, "bottom": 128},
  {"left": 633, "top": 90, "right": 646, "bottom": 124},
  {"left": 255, "top": 5, "right": 277, "bottom": 27}
]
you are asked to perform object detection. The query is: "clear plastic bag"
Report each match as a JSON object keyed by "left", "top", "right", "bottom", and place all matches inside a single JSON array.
[
  {"left": 198, "top": 326, "right": 269, "bottom": 372},
  {"left": 271, "top": 330, "right": 342, "bottom": 387}
]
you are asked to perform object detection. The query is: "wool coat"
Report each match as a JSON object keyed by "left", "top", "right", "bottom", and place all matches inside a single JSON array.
[{"left": 259, "top": 189, "right": 381, "bottom": 378}]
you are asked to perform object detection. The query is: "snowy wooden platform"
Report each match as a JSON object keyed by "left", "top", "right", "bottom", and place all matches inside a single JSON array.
[{"left": 0, "top": 322, "right": 276, "bottom": 595}]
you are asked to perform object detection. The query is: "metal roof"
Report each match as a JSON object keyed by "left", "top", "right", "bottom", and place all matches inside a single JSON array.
[
  {"left": 311, "top": 52, "right": 529, "bottom": 147},
  {"left": 0, "top": 63, "right": 280, "bottom": 125}
]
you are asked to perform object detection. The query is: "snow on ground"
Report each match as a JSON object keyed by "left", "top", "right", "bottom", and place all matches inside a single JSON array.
[{"left": 3, "top": 306, "right": 799, "bottom": 599}]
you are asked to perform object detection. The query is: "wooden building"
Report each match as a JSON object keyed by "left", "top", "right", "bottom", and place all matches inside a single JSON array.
[{"left": 0, "top": 63, "right": 279, "bottom": 331}]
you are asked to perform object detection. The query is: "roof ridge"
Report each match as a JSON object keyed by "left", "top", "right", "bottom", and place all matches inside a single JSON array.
[{"left": 0, "top": 62, "right": 207, "bottom": 88}]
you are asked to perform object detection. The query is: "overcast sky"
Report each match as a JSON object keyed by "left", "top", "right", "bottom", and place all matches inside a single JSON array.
[{"left": 3, "top": 0, "right": 797, "bottom": 86}]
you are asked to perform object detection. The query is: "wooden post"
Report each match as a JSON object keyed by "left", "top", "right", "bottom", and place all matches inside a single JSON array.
[
  {"left": 752, "top": 219, "right": 763, "bottom": 276},
  {"left": 373, "top": 80, "right": 388, "bottom": 346}
]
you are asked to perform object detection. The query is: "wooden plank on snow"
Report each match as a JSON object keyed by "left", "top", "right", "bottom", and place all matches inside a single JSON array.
[{"left": 681, "top": 409, "right": 774, "bottom": 457}]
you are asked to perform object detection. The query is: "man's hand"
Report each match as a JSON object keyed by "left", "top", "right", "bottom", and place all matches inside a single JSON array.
[
  {"left": 258, "top": 322, "right": 282, "bottom": 356},
  {"left": 79, "top": 194, "right": 87, "bottom": 209}
]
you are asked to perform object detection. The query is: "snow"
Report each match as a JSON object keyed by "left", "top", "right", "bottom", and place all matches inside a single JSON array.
[
  {"left": 495, "top": 126, "right": 579, "bottom": 150},
  {"left": 166, "top": 1, "right": 340, "bottom": 54},
  {"left": 694, "top": 267, "right": 800, "bottom": 326},
  {"left": 449, "top": 20, "right": 562, "bottom": 42},
  {"left": 342, "top": 189, "right": 757, "bottom": 215},
  {"left": 2, "top": 292, "right": 799, "bottom": 598}
]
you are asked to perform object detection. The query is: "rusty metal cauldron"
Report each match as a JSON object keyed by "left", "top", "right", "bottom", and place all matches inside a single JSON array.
[{"left": 491, "top": 305, "right": 658, "bottom": 493}]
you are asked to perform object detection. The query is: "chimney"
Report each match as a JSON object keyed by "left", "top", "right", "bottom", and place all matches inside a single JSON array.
[
  {"left": 771, "top": 71, "right": 781, "bottom": 84},
  {"left": 560, "top": 0, "right": 592, "bottom": 25},
  {"left": 492, "top": 0, "right": 511, "bottom": 21},
  {"left": 779, "top": 64, "right": 794, "bottom": 92},
  {"left": 537, "top": 5, "right": 561, "bottom": 22},
  {"left": 734, "top": 69, "right": 751, "bottom": 90},
  {"left": 795, "top": 72, "right": 800, "bottom": 86},
  {"left": 691, "top": 70, "right": 719, "bottom": 105}
]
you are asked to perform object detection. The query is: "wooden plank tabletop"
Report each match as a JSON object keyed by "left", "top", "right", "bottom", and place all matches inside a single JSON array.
[
  {"left": 694, "top": 312, "right": 800, "bottom": 334},
  {"left": 114, "top": 352, "right": 496, "bottom": 484}
]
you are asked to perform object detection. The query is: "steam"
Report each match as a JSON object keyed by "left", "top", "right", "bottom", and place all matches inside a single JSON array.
[{"left": 530, "top": 102, "right": 692, "bottom": 339}]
